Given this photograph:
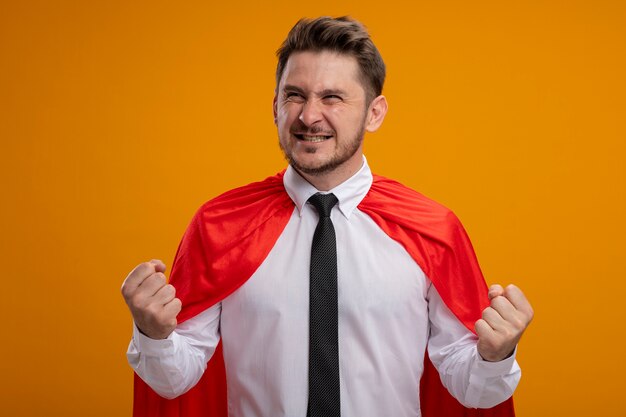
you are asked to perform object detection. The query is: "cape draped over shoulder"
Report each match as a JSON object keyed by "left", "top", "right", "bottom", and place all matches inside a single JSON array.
[{"left": 132, "top": 172, "right": 515, "bottom": 417}]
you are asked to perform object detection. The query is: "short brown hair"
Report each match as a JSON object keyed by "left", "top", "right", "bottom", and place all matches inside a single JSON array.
[{"left": 275, "top": 16, "right": 386, "bottom": 103}]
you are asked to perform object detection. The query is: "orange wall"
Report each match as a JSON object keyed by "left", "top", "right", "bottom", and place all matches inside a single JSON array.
[{"left": 1, "top": 1, "right": 624, "bottom": 416}]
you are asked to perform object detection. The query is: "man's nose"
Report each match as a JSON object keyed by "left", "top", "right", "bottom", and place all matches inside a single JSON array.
[{"left": 298, "top": 100, "right": 323, "bottom": 126}]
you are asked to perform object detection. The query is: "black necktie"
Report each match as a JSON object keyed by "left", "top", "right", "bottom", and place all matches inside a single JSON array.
[{"left": 307, "top": 193, "right": 340, "bottom": 417}]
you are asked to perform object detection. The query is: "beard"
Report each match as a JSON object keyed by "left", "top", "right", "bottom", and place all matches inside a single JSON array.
[{"left": 278, "top": 122, "right": 366, "bottom": 176}]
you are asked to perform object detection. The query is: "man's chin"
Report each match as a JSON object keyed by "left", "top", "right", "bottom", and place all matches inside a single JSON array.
[
  {"left": 290, "top": 160, "right": 334, "bottom": 176},
  {"left": 284, "top": 152, "right": 339, "bottom": 174}
]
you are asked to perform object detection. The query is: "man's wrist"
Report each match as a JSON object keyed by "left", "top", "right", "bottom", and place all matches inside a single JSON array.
[{"left": 133, "top": 323, "right": 176, "bottom": 355}]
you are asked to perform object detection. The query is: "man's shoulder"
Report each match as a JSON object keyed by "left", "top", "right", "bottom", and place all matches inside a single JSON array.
[
  {"left": 190, "top": 171, "right": 293, "bottom": 226},
  {"left": 197, "top": 170, "right": 290, "bottom": 211},
  {"left": 366, "top": 174, "right": 456, "bottom": 220}
]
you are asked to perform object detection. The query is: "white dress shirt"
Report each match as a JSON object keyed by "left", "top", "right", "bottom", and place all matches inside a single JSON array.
[{"left": 127, "top": 158, "right": 521, "bottom": 417}]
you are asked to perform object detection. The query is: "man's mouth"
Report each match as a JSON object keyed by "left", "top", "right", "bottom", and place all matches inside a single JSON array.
[{"left": 293, "top": 133, "right": 333, "bottom": 143}]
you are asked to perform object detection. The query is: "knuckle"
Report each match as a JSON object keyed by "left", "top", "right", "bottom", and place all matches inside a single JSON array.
[
  {"left": 146, "top": 303, "right": 162, "bottom": 317},
  {"left": 138, "top": 262, "right": 154, "bottom": 275},
  {"left": 121, "top": 282, "right": 131, "bottom": 299},
  {"left": 475, "top": 319, "right": 486, "bottom": 332},
  {"left": 504, "top": 284, "right": 519, "bottom": 297},
  {"left": 494, "top": 295, "right": 508, "bottom": 306},
  {"left": 153, "top": 309, "right": 166, "bottom": 322},
  {"left": 157, "top": 287, "right": 173, "bottom": 302},
  {"left": 153, "top": 272, "right": 167, "bottom": 285},
  {"left": 142, "top": 274, "right": 156, "bottom": 286},
  {"left": 497, "top": 331, "right": 509, "bottom": 342},
  {"left": 501, "top": 328, "right": 513, "bottom": 340},
  {"left": 488, "top": 284, "right": 503, "bottom": 296},
  {"left": 491, "top": 296, "right": 504, "bottom": 307},
  {"left": 511, "top": 316, "right": 526, "bottom": 330},
  {"left": 144, "top": 273, "right": 164, "bottom": 288},
  {"left": 128, "top": 262, "right": 153, "bottom": 283},
  {"left": 129, "top": 293, "right": 146, "bottom": 309}
]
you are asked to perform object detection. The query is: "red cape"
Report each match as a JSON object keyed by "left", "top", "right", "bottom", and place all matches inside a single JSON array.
[{"left": 133, "top": 172, "right": 515, "bottom": 417}]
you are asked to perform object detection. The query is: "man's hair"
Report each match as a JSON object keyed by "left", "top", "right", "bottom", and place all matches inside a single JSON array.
[{"left": 275, "top": 16, "right": 386, "bottom": 103}]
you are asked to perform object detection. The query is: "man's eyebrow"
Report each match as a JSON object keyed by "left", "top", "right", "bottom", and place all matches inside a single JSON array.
[
  {"left": 282, "top": 85, "right": 305, "bottom": 94},
  {"left": 318, "top": 89, "right": 347, "bottom": 97},
  {"left": 281, "top": 86, "right": 347, "bottom": 97}
]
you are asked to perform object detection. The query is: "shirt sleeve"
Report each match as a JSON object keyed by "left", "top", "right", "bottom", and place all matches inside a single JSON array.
[
  {"left": 126, "top": 302, "right": 222, "bottom": 399},
  {"left": 426, "top": 284, "right": 521, "bottom": 408}
]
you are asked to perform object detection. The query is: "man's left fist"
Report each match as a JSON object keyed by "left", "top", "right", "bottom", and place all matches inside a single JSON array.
[{"left": 475, "top": 284, "right": 534, "bottom": 362}]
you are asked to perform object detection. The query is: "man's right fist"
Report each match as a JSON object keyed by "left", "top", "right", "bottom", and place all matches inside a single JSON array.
[{"left": 121, "top": 259, "right": 182, "bottom": 339}]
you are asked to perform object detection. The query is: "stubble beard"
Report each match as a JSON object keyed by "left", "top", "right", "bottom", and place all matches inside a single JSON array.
[{"left": 278, "top": 124, "right": 366, "bottom": 176}]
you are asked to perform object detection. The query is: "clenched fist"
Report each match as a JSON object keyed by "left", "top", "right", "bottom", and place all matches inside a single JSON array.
[
  {"left": 475, "top": 284, "right": 534, "bottom": 362},
  {"left": 121, "top": 259, "right": 182, "bottom": 340}
]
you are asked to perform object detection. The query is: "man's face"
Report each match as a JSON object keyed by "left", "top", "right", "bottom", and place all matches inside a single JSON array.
[{"left": 274, "top": 51, "right": 370, "bottom": 176}]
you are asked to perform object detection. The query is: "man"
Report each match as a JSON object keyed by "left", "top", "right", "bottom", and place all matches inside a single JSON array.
[{"left": 122, "top": 16, "right": 533, "bottom": 417}]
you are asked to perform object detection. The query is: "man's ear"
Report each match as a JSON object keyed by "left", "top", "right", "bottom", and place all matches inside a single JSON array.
[
  {"left": 365, "top": 95, "right": 388, "bottom": 133},
  {"left": 273, "top": 95, "right": 278, "bottom": 125}
]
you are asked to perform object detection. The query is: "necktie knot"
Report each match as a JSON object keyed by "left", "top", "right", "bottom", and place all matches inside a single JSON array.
[{"left": 308, "top": 193, "right": 338, "bottom": 218}]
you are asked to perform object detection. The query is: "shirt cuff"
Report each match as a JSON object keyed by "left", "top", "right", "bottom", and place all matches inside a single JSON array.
[
  {"left": 474, "top": 346, "right": 518, "bottom": 377},
  {"left": 462, "top": 346, "right": 520, "bottom": 407},
  {"left": 132, "top": 323, "right": 177, "bottom": 356}
]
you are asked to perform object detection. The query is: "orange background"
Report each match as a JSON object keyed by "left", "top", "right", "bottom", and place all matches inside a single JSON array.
[{"left": 1, "top": 1, "right": 625, "bottom": 416}]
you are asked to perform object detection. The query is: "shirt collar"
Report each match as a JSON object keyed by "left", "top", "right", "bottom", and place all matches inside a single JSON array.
[{"left": 283, "top": 156, "right": 373, "bottom": 219}]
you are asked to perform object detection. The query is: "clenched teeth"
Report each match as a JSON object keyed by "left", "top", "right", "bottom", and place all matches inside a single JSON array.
[{"left": 295, "top": 134, "right": 332, "bottom": 142}]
